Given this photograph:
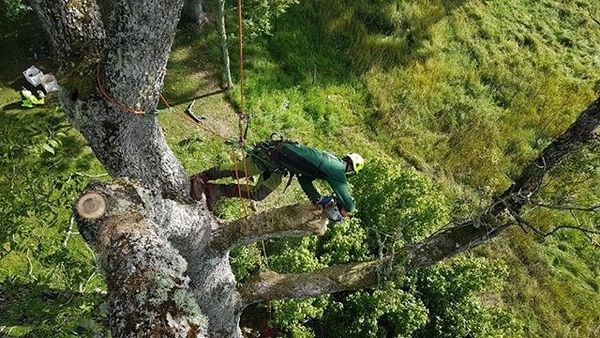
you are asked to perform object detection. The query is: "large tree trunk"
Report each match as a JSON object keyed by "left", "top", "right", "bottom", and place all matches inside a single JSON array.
[{"left": 31, "top": 0, "right": 600, "bottom": 336}]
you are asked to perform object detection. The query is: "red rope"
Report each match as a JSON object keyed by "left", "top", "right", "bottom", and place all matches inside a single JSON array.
[{"left": 96, "top": 66, "right": 145, "bottom": 115}]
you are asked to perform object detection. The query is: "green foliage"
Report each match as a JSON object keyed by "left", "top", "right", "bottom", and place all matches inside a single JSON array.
[
  {"left": 243, "top": 0, "right": 300, "bottom": 38},
  {"left": 353, "top": 160, "right": 449, "bottom": 245},
  {"left": 230, "top": 245, "right": 262, "bottom": 281},
  {"left": 0, "top": 0, "right": 31, "bottom": 23},
  {"left": 410, "top": 257, "right": 521, "bottom": 337},
  {"left": 321, "top": 287, "right": 429, "bottom": 338},
  {"left": 0, "top": 107, "right": 108, "bottom": 336},
  {"left": 271, "top": 296, "right": 329, "bottom": 336},
  {"left": 318, "top": 218, "right": 370, "bottom": 265}
]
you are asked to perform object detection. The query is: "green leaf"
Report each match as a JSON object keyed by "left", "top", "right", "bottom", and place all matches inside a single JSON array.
[{"left": 42, "top": 144, "right": 55, "bottom": 154}]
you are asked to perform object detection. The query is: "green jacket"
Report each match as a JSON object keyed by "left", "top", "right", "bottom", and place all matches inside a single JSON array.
[{"left": 267, "top": 142, "right": 356, "bottom": 212}]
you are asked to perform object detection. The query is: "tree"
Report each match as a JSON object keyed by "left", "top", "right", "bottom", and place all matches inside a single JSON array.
[
  {"left": 30, "top": 0, "right": 600, "bottom": 336},
  {"left": 218, "top": 0, "right": 234, "bottom": 88},
  {"left": 181, "top": 0, "right": 208, "bottom": 26}
]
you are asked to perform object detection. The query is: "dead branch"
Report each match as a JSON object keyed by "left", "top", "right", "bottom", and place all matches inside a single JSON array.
[{"left": 528, "top": 202, "right": 600, "bottom": 212}]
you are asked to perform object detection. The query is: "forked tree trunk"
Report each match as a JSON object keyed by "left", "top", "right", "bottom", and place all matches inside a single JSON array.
[{"left": 31, "top": 0, "right": 600, "bottom": 337}]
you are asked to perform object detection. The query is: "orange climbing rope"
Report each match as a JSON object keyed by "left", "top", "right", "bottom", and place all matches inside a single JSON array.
[
  {"left": 233, "top": 0, "right": 270, "bottom": 269},
  {"left": 232, "top": 0, "right": 250, "bottom": 215},
  {"left": 161, "top": 0, "right": 269, "bottom": 269}
]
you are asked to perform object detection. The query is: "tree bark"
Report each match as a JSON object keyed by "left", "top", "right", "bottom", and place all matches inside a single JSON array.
[
  {"left": 218, "top": 0, "right": 234, "bottom": 88},
  {"left": 31, "top": 0, "right": 105, "bottom": 71},
  {"left": 211, "top": 203, "right": 328, "bottom": 251},
  {"left": 181, "top": 0, "right": 208, "bottom": 26},
  {"left": 75, "top": 182, "right": 207, "bottom": 336},
  {"left": 239, "top": 259, "right": 389, "bottom": 305},
  {"left": 34, "top": 0, "right": 189, "bottom": 196}
]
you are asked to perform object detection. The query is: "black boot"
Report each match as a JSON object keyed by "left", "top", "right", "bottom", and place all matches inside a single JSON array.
[
  {"left": 190, "top": 174, "right": 204, "bottom": 201},
  {"left": 203, "top": 183, "right": 222, "bottom": 211}
]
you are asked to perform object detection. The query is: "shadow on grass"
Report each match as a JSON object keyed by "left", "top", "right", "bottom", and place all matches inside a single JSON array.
[
  {"left": 0, "top": 107, "right": 88, "bottom": 166},
  {"left": 0, "top": 105, "right": 95, "bottom": 248},
  {"left": 163, "top": 22, "right": 226, "bottom": 105},
  {"left": 0, "top": 281, "right": 108, "bottom": 336}
]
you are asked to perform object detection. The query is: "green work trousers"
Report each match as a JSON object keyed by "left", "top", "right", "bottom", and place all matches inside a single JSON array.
[{"left": 203, "top": 156, "right": 283, "bottom": 201}]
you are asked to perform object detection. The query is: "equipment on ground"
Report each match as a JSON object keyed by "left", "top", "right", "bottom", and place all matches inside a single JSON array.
[
  {"left": 20, "top": 88, "right": 44, "bottom": 108},
  {"left": 23, "top": 65, "right": 59, "bottom": 93},
  {"left": 185, "top": 100, "right": 206, "bottom": 123}
]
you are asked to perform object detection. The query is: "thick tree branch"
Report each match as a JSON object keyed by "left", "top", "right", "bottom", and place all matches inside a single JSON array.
[
  {"left": 103, "top": 0, "right": 185, "bottom": 112},
  {"left": 31, "top": 0, "right": 105, "bottom": 71},
  {"left": 210, "top": 203, "right": 328, "bottom": 252},
  {"left": 74, "top": 180, "right": 207, "bottom": 337},
  {"left": 238, "top": 259, "right": 390, "bottom": 306},
  {"left": 496, "top": 97, "right": 600, "bottom": 212}
]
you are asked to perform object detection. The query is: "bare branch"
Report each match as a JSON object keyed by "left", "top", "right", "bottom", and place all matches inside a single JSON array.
[
  {"left": 503, "top": 207, "right": 600, "bottom": 247},
  {"left": 210, "top": 203, "right": 328, "bottom": 252},
  {"left": 529, "top": 202, "right": 600, "bottom": 212},
  {"left": 238, "top": 258, "right": 390, "bottom": 306},
  {"left": 544, "top": 225, "right": 600, "bottom": 238}
]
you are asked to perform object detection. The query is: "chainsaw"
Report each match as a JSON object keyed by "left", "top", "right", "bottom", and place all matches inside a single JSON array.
[{"left": 318, "top": 195, "right": 344, "bottom": 223}]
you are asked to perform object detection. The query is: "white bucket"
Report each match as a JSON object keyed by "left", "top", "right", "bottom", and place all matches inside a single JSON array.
[
  {"left": 23, "top": 66, "right": 44, "bottom": 86},
  {"left": 40, "top": 74, "right": 59, "bottom": 93}
]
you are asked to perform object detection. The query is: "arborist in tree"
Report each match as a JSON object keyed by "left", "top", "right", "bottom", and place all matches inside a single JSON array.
[{"left": 190, "top": 136, "right": 364, "bottom": 221}]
